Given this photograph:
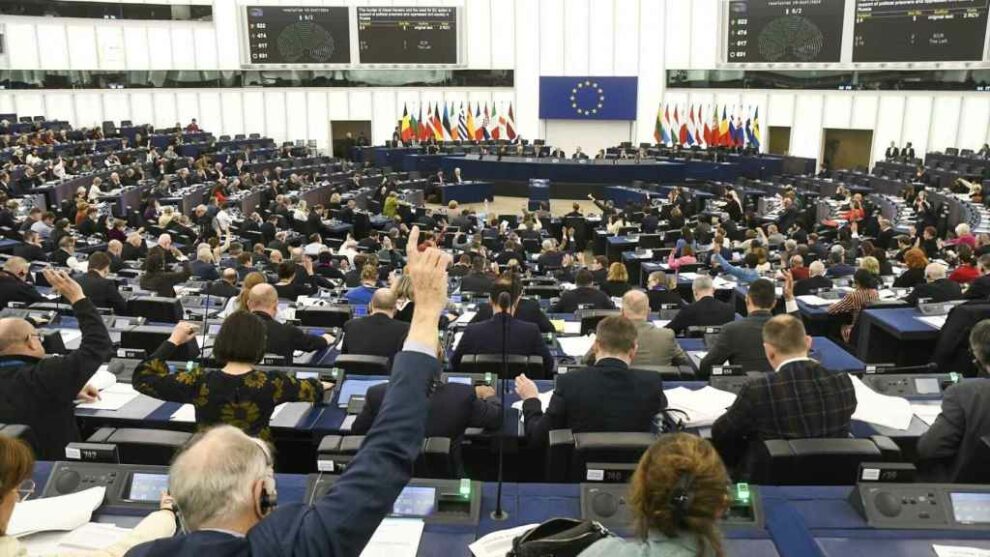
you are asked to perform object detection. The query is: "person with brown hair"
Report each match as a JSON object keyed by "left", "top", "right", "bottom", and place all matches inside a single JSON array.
[
  {"left": 895, "top": 248, "right": 929, "bottom": 288},
  {"left": 580, "top": 433, "right": 730, "bottom": 557},
  {"left": 0, "top": 435, "right": 176, "bottom": 554}
]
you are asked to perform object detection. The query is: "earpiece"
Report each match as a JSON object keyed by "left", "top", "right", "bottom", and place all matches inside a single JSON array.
[{"left": 667, "top": 472, "right": 696, "bottom": 526}]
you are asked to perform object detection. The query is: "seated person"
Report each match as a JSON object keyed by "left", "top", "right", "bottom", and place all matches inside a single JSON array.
[
  {"left": 894, "top": 248, "right": 928, "bottom": 288},
  {"left": 248, "top": 284, "right": 334, "bottom": 363},
  {"left": 0, "top": 434, "right": 177, "bottom": 553},
  {"left": 191, "top": 246, "right": 221, "bottom": 280},
  {"left": 452, "top": 276, "right": 554, "bottom": 378},
  {"left": 343, "top": 265, "right": 379, "bottom": 306},
  {"left": 274, "top": 261, "right": 318, "bottom": 300},
  {"left": 207, "top": 268, "right": 240, "bottom": 299},
  {"left": 825, "top": 246, "right": 855, "bottom": 278},
  {"left": 645, "top": 271, "right": 683, "bottom": 310},
  {"left": 600, "top": 262, "right": 632, "bottom": 298},
  {"left": 515, "top": 316, "right": 667, "bottom": 446},
  {"left": 76, "top": 251, "right": 128, "bottom": 314},
  {"left": 459, "top": 256, "right": 494, "bottom": 294},
  {"left": 550, "top": 269, "right": 615, "bottom": 313},
  {"left": 341, "top": 288, "right": 410, "bottom": 362},
  {"left": 827, "top": 269, "right": 879, "bottom": 343},
  {"left": 580, "top": 434, "right": 730, "bottom": 557},
  {"left": 470, "top": 273, "right": 554, "bottom": 333},
  {"left": 139, "top": 250, "right": 192, "bottom": 297},
  {"left": 711, "top": 315, "right": 856, "bottom": 473},
  {"left": 133, "top": 313, "right": 332, "bottom": 441},
  {"left": 0, "top": 257, "right": 43, "bottom": 308},
  {"left": 793, "top": 261, "right": 832, "bottom": 296},
  {"left": 12, "top": 230, "right": 46, "bottom": 262},
  {"left": 591, "top": 290, "right": 687, "bottom": 367},
  {"left": 665, "top": 275, "right": 735, "bottom": 336},
  {"left": 965, "top": 254, "right": 990, "bottom": 300},
  {"left": 698, "top": 278, "right": 777, "bottom": 378},
  {"left": 916, "top": 319, "right": 990, "bottom": 482},
  {"left": 905, "top": 262, "right": 963, "bottom": 305}
]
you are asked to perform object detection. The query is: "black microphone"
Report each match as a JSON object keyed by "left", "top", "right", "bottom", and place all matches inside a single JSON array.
[
  {"left": 491, "top": 290, "right": 512, "bottom": 521},
  {"left": 864, "top": 362, "right": 939, "bottom": 374},
  {"left": 198, "top": 278, "right": 213, "bottom": 367}
]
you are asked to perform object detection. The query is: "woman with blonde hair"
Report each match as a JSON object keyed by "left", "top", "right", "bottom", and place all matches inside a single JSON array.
[
  {"left": 581, "top": 433, "right": 730, "bottom": 557},
  {"left": 602, "top": 262, "right": 631, "bottom": 298},
  {"left": 219, "top": 271, "right": 268, "bottom": 318}
]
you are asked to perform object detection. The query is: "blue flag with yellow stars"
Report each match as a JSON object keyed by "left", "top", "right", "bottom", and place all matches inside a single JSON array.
[{"left": 539, "top": 76, "right": 638, "bottom": 120}]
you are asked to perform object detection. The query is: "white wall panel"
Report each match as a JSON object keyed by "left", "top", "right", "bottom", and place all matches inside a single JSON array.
[
  {"left": 122, "top": 27, "right": 150, "bottom": 70},
  {"left": 197, "top": 92, "right": 222, "bottom": 139},
  {"left": 539, "top": 0, "right": 565, "bottom": 75},
  {"left": 212, "top": 0, "right": 242, "bottom": 69},
  {"left": 791, "top": 95, "right": 824, "bottom": 160},
  {"left": 44, "top": 94, "right": 75, "bottom": 124},
  {"left": 874, "top": 96, "right": 906, "bottom": 159},
  {"left": 242, "top": 92, "right": 265, "bottom": 139},
  {"left": 587, "top": 0, "right": 614, "bottom": 75},
  {"left": 959, "top": 96, "right": 990, "bottom": 150},
  {"left": 545, "top": 120, "right": 631, "bottom": 155},
  {"left": 466, "top": 0, "right": 492, "bottom": 69},
  {"left": 129, "top": 93, "right": 155, "bottom": 127},
  {"left": 823, "top": 95, "right": 853, "bottom": 129},
  {"left": 264, "top": 92, "right": 287, "bottom": 141},
  {"left": 327, "top": 91, "right": 350, "bottom": 120},
  {"left": 514, "top": 0, "right": 541, "bottom": 139},
  {"left": 36, "top": 24, "right": 69, "bottom": 70},
  {"left": 348, "top": 91, "right": 373, "bottom": 121},
  {"left": 147, "top": 27, "right": 174, "bottom": 70},
  {"left": 903, "top": 96, "right": 933, "bottom": 155},
  {"left": 489, "top": 0, "right": 515, "bottom": 69},
  {"left": 306, "top": 92, "right": 330, "bottom": 151},
  {"left": 220, "top": 91, "right": 245, "bottom": 136},
  {"left": 929, "top": 96, "right": 963, "bottom": 153},
  {"left": 612, "top": 0, "right": 639, "bottom": 75},
  {"left": 174, "top": 92, "right": 200, "bottom": 128},
  {"left": 152, "top": 92, "right": 178, "bottom": 128},
  {"left": 193, "top": 27, "right": 219, "bottom": 70},
  {"left": 95, "top": 27, "right": 126, "bottom": 70},
  {"left": 14, "top": 94, "right": 46, "bottom": 122},
  {"left": 170, "top": 27, "right": 196, "bottom": 69},
  {"left": 767, "top": 94, "right": 795, "bottom": 127},
  {"left": 371, "top": 90, "right": 397, "bottom": 144},
  {"left": 68, "top": 25, "right": 100, "bottom": 70},
  {"left": 7, "top": 23, "right": 40, "bottom": 69},
  {"left": 73, "top": 93, "right": 104, "bottom": 128},
  {"left": 0, "top": 94, "right": 15, "bottom": 116},
  {"left": 102, "top": 93, "right": 131, "bottom": 125},
  {"left": 663, "top": 0, "right": 691, "bottom": 69},
  {"left": 285, "top": 91, "right": 309, "bottom": 142},
  {"left": 563, "top": 0, "right": 590, "bottom": 76},
  {"left": 689, "top": 0, "right": 719, "bottom": 68},
  {"left": 635, "top": 0, "right": 664, "bottom": 143},
  {"left": 851, "top": 96, "right": 878, "bottom": 130}
]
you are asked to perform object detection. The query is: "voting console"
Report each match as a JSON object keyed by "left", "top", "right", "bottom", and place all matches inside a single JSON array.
[
  {"left": 304, "top": 475, "right": 481, "bottom": 525},
  {"left": 42, "top": 461, "right": 169, "bottom": 511}
]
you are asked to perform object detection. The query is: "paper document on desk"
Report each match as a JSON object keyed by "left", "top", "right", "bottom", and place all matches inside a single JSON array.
[
  {"left": 19, "top": 521, "right": 135, "bottom": 554},
  {"left": 77, "top": 383, "right": 139, "bottom": 411},
  {"left": 664, "top": 386, "right": 736, "bottom": 428},
  {"left": 359, "top": 518, "right": 424, "bottom": 557},
  {"left": 917, "top": 315, "right": 947, "bottom": 330},
  {"left": 60, "top": 329, "right": 83, "bottom": 350},
  {"left": 7, "top": 486, "right": 106, "bottom": 537},
  {"left": 511, "top": 390, "right": 554, "bottom": 416},
  {"left": 86, "top": 365, "right": 117, "bottom": 391},
  {"left": 850, "top": 375, "right": 915, "bottom": 430},
  {"left": 796, "top": 295, "right": 835, "bottom": 307},
  {"left": 933, "top": 545, "right": 990, "bottom": 557},
  {"left": 911, "top": 402, "right": 943, "bottom": 426},
  {"left": 451, "top": 332, "right": 464, "bottom": 351},
  {"left": 688, "top": 351, "right": 708, "bottom": 367},
  {"left": 652, "top": 320, "right": 671, "bottom": 328},
  {"left": 557, "top": 335, "right": 595, "bottom": 357},
  {"left": 170, "top": 404, "right": 195, "bottom": 423},
  {"left": 678, "top": 272, "right": 700, "bottom": 280},
  {"left": 469, "top": 523, "right": 540, "bottom": 557},
  {"left": 712, "top": 277, "right": 736, "bottom": 290},
  {"left": 454, "top": 311, "right": 477, "bottom": 325}
]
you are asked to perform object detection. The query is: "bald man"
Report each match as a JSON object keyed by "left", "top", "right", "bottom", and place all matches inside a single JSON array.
[
  {"left": 0, "top": 257, "right": 43, "bottom": 307},
  {"left": 0, "top": 269, "right": 112, "bottom": 459},
  {"left": 206, "top": 268, "right": 240, "bottom": 299},
  {"left": 341, "top": 288, "right": 410, "bottom": 363},
  {"left": 905, "top": 262, "right": 963, "bottom": 306},
  {"left": 247, "top": 283, "right": 334, "bottom": 363},
  {"left": 585, "top": 290, "right": 688, "bottom": 367}
]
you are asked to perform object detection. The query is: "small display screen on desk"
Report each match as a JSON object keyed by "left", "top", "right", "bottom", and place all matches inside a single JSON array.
[
  {"left": 391, "top": 486, "right": 436, "bottom": 517},
  {"left": 296, "top": 371, "right": 319, "bottom": 380},
  {"left": 951, "top": 492, "right": 990, "bottom": 524},
  {"left": 446, "top": 376, "right": 472, "bottom": 385},
  {"left": 337, "top": 379, "right": 388, "bottom": 408},
  {"left": 914, "top": 377, "right": 941, "bottom": 395},
  {"left": 126, "top": 473, "right": 170, "bottom": 502}
]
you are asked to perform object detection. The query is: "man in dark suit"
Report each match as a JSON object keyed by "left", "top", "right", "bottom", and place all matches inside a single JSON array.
[
  {"left": 121, "top": 233, "right": 148, "bottom": 262},
  {"left": 126, "top": 228, "right": 450, "bottom": 557},
  {"left": 711, "top": 315, "right": 856, "bottom": 473},
  {"left": 469, "top": 274, "right": 554, "bottom": 333},
  {"left": 875, "top": 217, "right": 897, "bottom": 251},
  {"left": 343, "top": 254, "right": 370, "bottom": 288},
  {"left": 191, "top": 246, "right": 221, "bottom": 281},
  {"left": 206, "top": 268, "right": 240, "bottom": 299},
  {"left": 665, "top": 275, "right": 735, "bottom": 335},
  {"left": 903, "top": 142, "right": 916, "bottom": 160},
  {"left": 75, "top": 252, "right": 127, "bottom": 314},
  {"left": 905, "top": 263, "right": 963, "bottom": 306},
  {"left": 884, "top": 142, "right": 900, "bottom": 160},
  {"left": 247, "top": 283, "right": 334, "bottom": 363},
  {"left": 352, "top": 377, "right": 500, "bottom": 475},
  {"left": 918, "top": 319, "right": 990, "bottom": 481},
  {"left": 448, "top": 254, "right": 471, "bottom": 278},
  {"left": 776, "top": 197, "right": 800, "bottom": 233},
  {"left": 965, "top": 255, "right": 990, "bottom": 300},
  {"left": 0, "top": 257, "right": 43, "bottom": 308},
  {"left": 13, "top": 230, "right": 47, "bottom": 262},
  {"left": 793, "top": 261, "right": 833, "bottom": 296},
  {"left": 699, "top": 278, "right": 777, "bottom": 378},
  {"left": 459, "top": 256, "right": 495, "bottom": 295},
  {"left": 550, "top": 269, "right": 614, "bottom": 313},
  {"left": 515, "top": 315, "right": 667, "bottom": 447},
  {"left": 341, "top": 288, "right": 409, "bottom": 362},
  {"left": 452, "top": 279, "right": 554, "bottom": 378}
]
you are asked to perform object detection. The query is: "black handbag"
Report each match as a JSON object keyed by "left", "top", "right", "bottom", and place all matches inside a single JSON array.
[
  {"left": 508, "top": 518, "right": 611, "bottom": 557},
  {"left": 658, "top": 408, "right": 689, "bottom": 433}
]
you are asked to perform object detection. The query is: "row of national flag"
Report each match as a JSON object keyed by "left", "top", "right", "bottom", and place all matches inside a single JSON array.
[
  {"left": 399, "top": 102, "right": 517, "bottom": 143},
  {"left": 653, "top": 103, "right": 762, "bottom": 150}
]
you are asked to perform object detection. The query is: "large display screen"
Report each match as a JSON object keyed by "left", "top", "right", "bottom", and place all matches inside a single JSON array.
[
  {"left": 245, "top": 6, "right": 351, "bottom": 64},
  {"left": 726, "top": 0, "right": 846, "bottom": 63},
  {"left": 853, "top": 0, "right": 990, "bottom": 62},
  {"left": 126, "top": 473, "right": 170, "bottom": 502},
  {"left": 951, "top": 492, "right": 990, "bottom": 524},
  {"left": 357, "top": 7, "right": 458, "bottom": 64}
]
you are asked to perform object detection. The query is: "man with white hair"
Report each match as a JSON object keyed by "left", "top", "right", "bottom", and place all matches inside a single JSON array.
[
  {"left": 665, "top": 275, "right": 735, "bottom": 335},
  {"left": 825, "top": 245, "right": 855, "bottom": 278},
  {"left": 794, "top": 260, "right": 833, "bottom": 296},
  {"left": 149, "top": 233, "right": 183, "bottom": 264},
  {"left": 905, "top": 262, "right": 963, "bottom": 306},
  {"left": 127, "top": 227, "right": 451, "bottom": 557},
  {"left": 947, "top": 223, "right": 977, "bottom": 249},
  {"left": 190, "top": 245, "right": 220, "bottom": 280},
  {"left": 0, "top": 257, "right": 44, "bottom": 307},
  {"left": 597, "top": 290, "right": 688, "bottom": 367}
]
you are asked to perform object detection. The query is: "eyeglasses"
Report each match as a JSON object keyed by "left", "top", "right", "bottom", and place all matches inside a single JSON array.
[{"left": 17, "top": 479, "right": 35, "bottom": 501}]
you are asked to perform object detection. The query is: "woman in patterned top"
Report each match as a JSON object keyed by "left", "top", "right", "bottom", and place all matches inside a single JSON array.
[
  {"left": 133, "top": 311, "right": 332, "bottom": 441},
  {"left": 827, "top": 269, "right": 880, "bottom": 344}
]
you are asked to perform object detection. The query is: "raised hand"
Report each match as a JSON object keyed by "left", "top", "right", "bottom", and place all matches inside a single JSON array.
[{"left": 43, "top": 268, "right": 85, "bottom": 304}]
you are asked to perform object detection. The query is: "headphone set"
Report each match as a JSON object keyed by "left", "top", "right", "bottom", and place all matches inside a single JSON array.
[{"left": 666, "top": 472, "right": 696, "bottom": 527}]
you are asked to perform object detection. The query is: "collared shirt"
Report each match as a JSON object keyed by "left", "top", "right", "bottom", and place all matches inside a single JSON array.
[{"left": 774, "top": 356, "right": 814, "bottom": 372}]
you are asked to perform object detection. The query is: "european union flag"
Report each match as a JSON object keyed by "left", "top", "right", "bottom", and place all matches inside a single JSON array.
[{"left": 539, "top": 76, "right": 638, "bottom": 121}]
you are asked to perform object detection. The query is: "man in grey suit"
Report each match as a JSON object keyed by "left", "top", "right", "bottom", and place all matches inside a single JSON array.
[
  {"left": 585, "top": 290, "right": 687, "bottom": 367},
  {"left": 698, "top": 278, "right": 776, "bottom": 378},
  {"left": 916, "top": 319, "right": 990, "bottom": 482}
]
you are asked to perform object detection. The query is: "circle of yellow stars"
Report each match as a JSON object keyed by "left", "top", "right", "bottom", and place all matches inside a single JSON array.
[{"left": 570, "top": 80, "right": 605, "bottom": 116}]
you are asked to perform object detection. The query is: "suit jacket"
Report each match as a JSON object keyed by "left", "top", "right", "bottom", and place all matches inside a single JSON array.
[
  {"left": 550, "top": 286, "right": 615, "bottom": 313},
  {"left": 794, "top": 275, "right": 834, "bottom": 297},
  {"left": 12, "top": 243, "right": 47, "bottom": 262},
  {"left": 698, "top": 310, "right": 773, "bottom": 378},
  {"left": 665, "top": 296, "right": 735, "bottom": 335},
  {"left": 452, "top": 315, "right": 554, "bottom": 378},
  {"left": 628, "top": 320, "right": 689, "bottom": 367},
  {"left": 459, "top": 272, "right": 494, "bottom": 295},
  {"left": 139, "top": 264, "right": 191, "bottom": 297},
  {"left": 341, "top": 313, "right": 409, "bottom": 362},
  {"left": 0, "top": 271, "right": 43, "bottom": 307},
  {"left": 128, "top": 351, "right": 436, "bottom": 557},
  {"left": 777, "top": 206, "right": 800, "bottom": 232},
  {"left": 521, "top": 358, "right": 667, "bottom": 446},
  {"left": 76, "top": 271, "right": 127, "bottom": 313},
  {"left": 916, "top": 379, "right": 990, "bottom": 482},
  {"left": 711, "top": 359, "right": 857, "bottom": 469},
  {"left": 471, "top": 298, "right": 554, "bottom": 333},
  {"left": 190, "top": 259, "right": 220, "bottom": 281},
  {"left": 965, "top": 275, "right": 990, "bottom": 300},
  {"left": 206, "top": 281, "right": 239, "bottom": 299},
  {"left": 253, "top": 311, "right": 328, "bottom": 363},
  {"left": 352, "top": 381, "right": 500, "bottom": 474},
  {"left": 905, "top": 278, "right": 963, "bottom": 306}
]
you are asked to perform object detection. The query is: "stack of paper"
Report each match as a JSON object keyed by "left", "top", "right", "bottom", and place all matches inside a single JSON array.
[
  {"left": 7, "top": 486, "right": 106, "bottom": 537},
  {"left": 19, "top": 522, "right": 134, "bottom": 554},
  {"left": 652, "top": 320, "right": 671, "bottom": 328},
  {"left": 170, "top": 404, "right": 196, "bottom": 423},
  {"left": 451, "top": 332, "right": 464, "bottom": 351},
  {"left": 511, "top": 390, "right": 554, "bottom": 416},
  {"left": 359, "top": 518, "right": 425, "bottom": 557},
  {"left": 932, "top": 545, "right": 990, "bottom": 557},
  {"left": 469, "top": 523, "right": 540, "bottom": 557},
  {"left": 86, "top": 365, "right": 117, "bottom": 391},
  {"left": 917, "top": 315, "right": 948, "bottom": 330},
  {"left": 454, "top": 312, "right": 477, "bottom": 326},
  {"left": 77, "top": 383, "right": 140, "bottom": 411},
  {"left": 60, "top": 329, "right": 83, "bottom": 350},
  {"left": 664, "top": 386, "right": 737, "bottom": 427},
  {"left": 796, "top": 295, "right": 836, "bottom": 307},
  {"left": 911, "top": 402, "right": 943, "bottom": 426},
  {"left": 850, "top": 375, "right": 915, "bottom": 430},
  {"left": 557, "top": 335, "right": 595, "bottom": 357}
]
